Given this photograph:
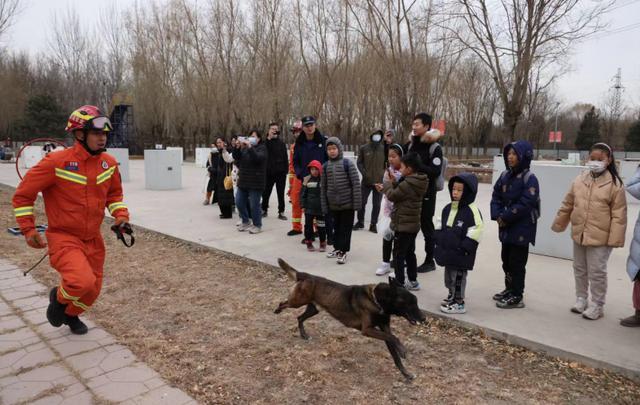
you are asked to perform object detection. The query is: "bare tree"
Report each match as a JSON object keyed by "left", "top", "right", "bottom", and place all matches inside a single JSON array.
[
  {"left": 447, "top": 0, "right": 613, "bottom": 143},
  {"left": 0, "top": 0, "right": 20, "bottom": 40}
]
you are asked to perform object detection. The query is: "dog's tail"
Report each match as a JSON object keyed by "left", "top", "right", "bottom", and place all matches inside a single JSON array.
[{"left": 278, "top": 258, "right": 298, "bottom": 281}]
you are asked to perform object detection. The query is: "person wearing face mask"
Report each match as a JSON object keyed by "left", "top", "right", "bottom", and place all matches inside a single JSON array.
[
  {"left": 552, "top": 143, "right": 627, "bottom": 320},
  {"left": 232, "top": 129, "right": 268, "bottom": 234},
  {"left": 354, "top": 129, "right": 387, "bottom": 233}
]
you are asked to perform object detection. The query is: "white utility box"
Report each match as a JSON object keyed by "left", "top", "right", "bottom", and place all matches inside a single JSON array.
[
  {"left": 195, "top": 148, "right": 212, "bottom": 168},
  {"left": 22, "top": 146, "right": 45, "bottom": 168},
  {"left": 106, "top": 148, "right": 130, "bottom": 183},
  {"left": 492, "top": 155, "right": 506, "bottom": 185},
  {"left": 166, "top": 147, "right": 184, "bottom": 165},
  {"left": 529, "top": 162, "right": 585, "bottom": 260},
  {"left": 144, "top": 149, "right": 182, "bottom": 190}
]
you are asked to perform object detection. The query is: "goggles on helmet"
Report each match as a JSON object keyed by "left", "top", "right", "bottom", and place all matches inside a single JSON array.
[{"left": 87, "top": 116, "right": 113, "bottom": 132}]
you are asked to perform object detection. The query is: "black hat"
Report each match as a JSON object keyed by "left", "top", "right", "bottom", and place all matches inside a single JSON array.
[{"left": 301, "top": 116, "right": 316, "bottom": 125}]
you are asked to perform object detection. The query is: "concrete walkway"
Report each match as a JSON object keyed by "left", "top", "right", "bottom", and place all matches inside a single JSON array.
[
  {"left": 0, "top": 259, "right": 196, "bottom": 405},
  {"left": 2, "top": 160, "right": 640, "bottom": 381}
]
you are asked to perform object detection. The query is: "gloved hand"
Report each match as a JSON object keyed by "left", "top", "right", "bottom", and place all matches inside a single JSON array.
[
  {"left": 115, "top": 217, "right": 129, "bottom": 227},
  {"left": 25, "top": 230, "right": 47, "bottom": 249}
]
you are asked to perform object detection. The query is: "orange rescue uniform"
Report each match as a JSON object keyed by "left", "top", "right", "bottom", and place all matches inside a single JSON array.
[
  {"left": 288, "top": 143, "right": 302, "bottom": 232},
  {"left": 12, "top": 143, "right": 129, "bottom": 316}
]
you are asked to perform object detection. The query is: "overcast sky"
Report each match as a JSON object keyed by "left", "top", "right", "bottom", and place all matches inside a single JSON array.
[{"left": 3, "top": 0, "right": 640, "bottom": 109}]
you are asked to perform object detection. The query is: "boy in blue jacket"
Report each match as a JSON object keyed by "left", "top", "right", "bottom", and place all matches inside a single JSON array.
[
  {"left": 434, "top": 173, "right": 483, "bottom": 314},
  {"left": 490, "top": 141, "right": 540, "bottom": 309}
]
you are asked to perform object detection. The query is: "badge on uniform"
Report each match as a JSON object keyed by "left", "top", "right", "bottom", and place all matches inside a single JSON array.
[
  {"left": 101, "top": 161, "right": 109, "bottom": 169},
  {"left": 64, "top": 161, "right": 79, "bottom": 171}
]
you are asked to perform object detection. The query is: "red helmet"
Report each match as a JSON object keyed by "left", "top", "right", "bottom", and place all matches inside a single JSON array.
[{"left": 65, "top": 105, "right": 112, "bottom": 133}]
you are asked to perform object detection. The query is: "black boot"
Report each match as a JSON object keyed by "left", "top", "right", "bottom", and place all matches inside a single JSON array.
[
  {"left": 64, "top": 315, "right": 88, "bottom": 335},
  {"left": 46, "top": 287, "right": 67, "bottom": 327},
  {"left": 369, "top": 224, "right": 378, "bottom": 234},
  {"left": 352, "top": 222, "right": 364, "bottom": 230},
  {"left": 620, "top": 310, "right": 640, "bottom": 327},
  {"left": 416, "top": 260, "right": 436, "bottom": 273}
]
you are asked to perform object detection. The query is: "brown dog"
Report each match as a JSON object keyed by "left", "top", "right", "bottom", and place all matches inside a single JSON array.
[{"left": 274, "top": 258, "right": 426, "bottom": 380}]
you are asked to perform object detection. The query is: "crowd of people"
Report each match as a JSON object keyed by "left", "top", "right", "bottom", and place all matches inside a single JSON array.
[{"left": 201, "top": 113, "right": 640, "bottom": 325}]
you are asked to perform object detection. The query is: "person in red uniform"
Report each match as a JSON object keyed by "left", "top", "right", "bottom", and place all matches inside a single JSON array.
[
  {"left": 287, "top": 120, "right": 303, "bottom": 236},
  {"left": 12, "top": 105, "right": 130, "bottom": 335}
]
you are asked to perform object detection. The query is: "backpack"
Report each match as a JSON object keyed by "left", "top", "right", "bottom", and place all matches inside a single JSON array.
[
  {"left": 499, "top": 169, "right": 541, "bottom": 220},
  {"left": 323, "top": 159, "right": 354, "bottom": 188},
  {"left": 429, "top": 143, "right": 447, "bottom": 192}
]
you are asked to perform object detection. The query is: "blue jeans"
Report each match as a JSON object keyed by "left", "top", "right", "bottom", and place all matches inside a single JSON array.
[{"left": 236, "top": 188, "right": 262, "bottom": 228}]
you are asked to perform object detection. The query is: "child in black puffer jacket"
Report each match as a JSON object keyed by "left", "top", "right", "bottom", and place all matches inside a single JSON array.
[{"left": 434, "top": 172, "right": 483, "bottom": 314}]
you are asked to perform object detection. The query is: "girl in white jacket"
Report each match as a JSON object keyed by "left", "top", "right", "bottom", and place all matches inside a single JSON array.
[{"left": 376, "top": 144, "right": 404, "bottom": 275}]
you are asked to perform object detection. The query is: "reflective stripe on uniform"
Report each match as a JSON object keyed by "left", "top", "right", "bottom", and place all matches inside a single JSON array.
[
  {"left": 55, "top": 168, "right": 87, "bottom": 185},
  {"left": 14, "top": 206, "right": 34, "bottom": 217},
  {"left": 59, "top": 285, "right": 91, "bottom": 311},
  {"left": 108, "top": 201, "right": 127, "bottom": 214},
  {"left": 71, "top": 300, "right": 90, "bottom": 311},
  {"left": 291, "top": 218, "right": 301, "bottom": 223},
  {"left": 96, "top": 166, "right": 116, "bottom": 185},
  {"left": 59, "top": 285, "right": 81, "bottom": 301}
]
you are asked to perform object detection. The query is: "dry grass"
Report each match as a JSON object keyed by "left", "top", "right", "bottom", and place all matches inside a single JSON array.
[{"left": 2, "top": 185, "right": 640, "bottom": 404}]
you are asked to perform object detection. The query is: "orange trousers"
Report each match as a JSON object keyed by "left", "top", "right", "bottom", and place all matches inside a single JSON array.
[
  {"left": 47, "top": 231, "right": 105, "bottom": 316},
  {"left": 290, "top": 177, "right": 303, "bottom": 232}
]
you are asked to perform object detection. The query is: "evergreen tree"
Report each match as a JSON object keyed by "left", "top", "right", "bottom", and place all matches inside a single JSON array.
[
  {"left": 575, "top": 106, "right": 600, "bottom": 150},
  {"left": 16, "top": 94, "right": 66, "bottom": 140},
  {"left": 626, "top": 118, "right": 640, "bottom": 152}
]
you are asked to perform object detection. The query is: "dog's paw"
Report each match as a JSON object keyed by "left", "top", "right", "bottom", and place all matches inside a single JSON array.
[
  {"left": 300, "top": 333, "right": 311, "bottom": 340},
  {"left": 396, "top": 343, "right": 407, "bottom": 359},
  {"left": 403, "top": 372, "right": 415, "bottom": 381},
  {"left": 274, "top": 308, "right": 282, "bottom": 314}
]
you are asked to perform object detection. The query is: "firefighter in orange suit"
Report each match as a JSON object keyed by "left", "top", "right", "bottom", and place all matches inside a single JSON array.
[
  {"left": 12, "top": 105, "right": 130, "bottom": 335},
  {"left": 287, "top": 121, "right": 303, "bottom": 236}
]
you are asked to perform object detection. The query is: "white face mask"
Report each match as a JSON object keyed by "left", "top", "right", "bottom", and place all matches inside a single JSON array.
[
  {"left": 586, "top": 160, "right": 607, "bottom": 174},
  {"left": 372, "top": 134, "right": 382, "bottom": 142}
]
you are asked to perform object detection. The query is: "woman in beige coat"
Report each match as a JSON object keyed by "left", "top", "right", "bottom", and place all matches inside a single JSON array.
[{"left": 551, "top": 143, "right": 627, "bottom": 320}]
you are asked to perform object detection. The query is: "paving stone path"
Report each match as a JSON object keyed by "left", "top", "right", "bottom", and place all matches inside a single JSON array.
[{"left": 0, "top": 258, "right": 197, "bottom": 405}]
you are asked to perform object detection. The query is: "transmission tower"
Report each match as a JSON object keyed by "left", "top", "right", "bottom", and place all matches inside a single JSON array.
[{"left": 605, "top": 68, "right": 625, "bottom": 145}]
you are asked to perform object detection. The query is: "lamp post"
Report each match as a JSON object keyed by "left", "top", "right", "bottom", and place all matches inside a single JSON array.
[{"left": 554, "top": 102, "right": 560, "bottom": 160}]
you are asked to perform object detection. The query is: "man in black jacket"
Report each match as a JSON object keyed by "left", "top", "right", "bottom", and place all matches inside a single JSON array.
[
  {"left": 405, "top": 112, "right": 443, "bottom": 273},
  {"left": 262, "top": 122, "right": 289, "bottom": 220}
]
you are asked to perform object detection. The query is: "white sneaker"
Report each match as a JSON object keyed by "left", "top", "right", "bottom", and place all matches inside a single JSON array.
[
  {"left": 405, "top": 280, "right": 420, "bottom": 291},
  {"left": 376, "top": 262, "right": 391, "bottom": 276},
  {"left": 582, "top": 304, "right": 604, "bottom": 320},
  {"left": 326, "top": 250, "right": 340, "bottom": 258},
  {"left": 337, "top": 252, "right": 348, "bottom": 264},
  {"left": 248, "top": 225, "right": 262, "bottom": 234},
  {"left": 440, "top": 302, "right": 466, "bottom": 314},
  {"left": 237, "top": 222, "right": 251, "bottom": 232},
  {"left": 570, "top": 297, "right": 588, "bottom": 314}
]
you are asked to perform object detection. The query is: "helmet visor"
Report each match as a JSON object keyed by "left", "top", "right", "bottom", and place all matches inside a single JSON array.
[{"left": 89, "top": 116, "right": 113, "bottom": 132}]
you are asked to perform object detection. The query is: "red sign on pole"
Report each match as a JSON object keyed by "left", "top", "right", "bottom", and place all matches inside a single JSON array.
[
  {"left": 549, "top": 131, "right": 562, "bottom": 143},
  {"left": 432, "top": 120, "right": 446, "bottom": 135}
]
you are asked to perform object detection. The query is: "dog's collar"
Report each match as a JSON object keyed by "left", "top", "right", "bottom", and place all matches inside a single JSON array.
[{"left": 370, "top": 285, "right": 385, "bottom": 315}]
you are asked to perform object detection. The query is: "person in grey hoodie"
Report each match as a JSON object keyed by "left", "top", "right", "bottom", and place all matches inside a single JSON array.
[{"left": 321, "top": 137, "right": 362, "bottom": 264}]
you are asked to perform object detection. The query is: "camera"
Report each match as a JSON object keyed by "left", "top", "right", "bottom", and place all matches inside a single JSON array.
[{"left": 237, "top": 136, "right": 247, "bottom": 143}]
